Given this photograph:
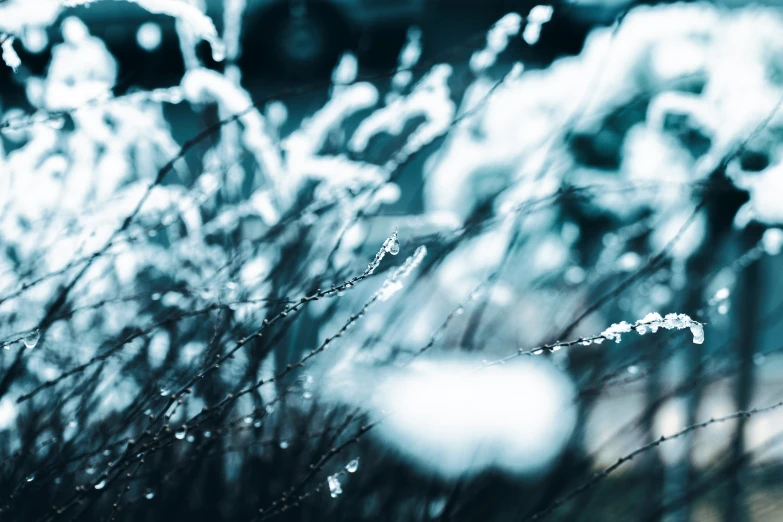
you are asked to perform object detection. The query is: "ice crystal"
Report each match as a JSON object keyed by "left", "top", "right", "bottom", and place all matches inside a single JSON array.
[{"left": 327, "top": 474, "right": 342, "bottom": 498}]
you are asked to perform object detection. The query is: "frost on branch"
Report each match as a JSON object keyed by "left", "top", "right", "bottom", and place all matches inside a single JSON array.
[
  {"left": 522, "top": 5, "right": 554, "bottom": 46},
  {"left": 376, "top": 246, "right": 427, "bottom": 302},
  {"left": 1, "top": 35, "right": 20, "bottom": 72},
  {"left": 366, "top": 228, "right": 400, "bottom": 276},
  {"left": 64, "top": 0, "right": 225, "bottom": 61},
  {"left": 470, "top": 13, "right": 522, "bottom": 74},
  {"left": 599, "top": 312, "right": 704, "bottom": 345}
]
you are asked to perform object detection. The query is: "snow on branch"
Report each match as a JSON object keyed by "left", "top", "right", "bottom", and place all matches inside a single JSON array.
[
  {"left": 64, "top": 0, "right": 225, "bottom": 61},
  {"left": 0, "top": 34, "right": 19, "bottom": 71}
]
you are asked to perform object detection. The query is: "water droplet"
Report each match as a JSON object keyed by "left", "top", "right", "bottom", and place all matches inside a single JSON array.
[
  {"left": 174, "top": 426, "right": 187, "bottom": 440},
  {"left": 385, "top": 237, "right": 400, "bottom": 255},
  {"left": 715, "top": 287, "right": 730, "bottom": 301},
  {"left": 203, "top": 431, "right": 212, "bottom": 438},
  {"left": 144, "top": 489, "right": 155, "bottom": 500},
  {"left": 151, "top": 292, "right": 161, "bottom": 301},
  {"left": 718, "top": 303, "right": 729, "bottom": 315},
  {"left": 24, "top": 329, "right": 40, "bottom": 349},
  {"left": 159, "top": 387, "right": 171, "bottom": 397},
  {"left": 532, "top": 349, "right": 544, "bottom": 355},
  {"left": 85, "top": 466, "right": 96, "bottom": 475},
  {"left": 303, "top": 391, "right": 312, "bottom": 399},
  {"left": 186, "top": 434, "right": 195, "bottom": 442},
  {"left": 244, "top": 416, "right": 253, "bottom": 424},
  {"left": 627, "top": 365, "right": 639, "bottom": 375},
  {"left": 279, "top": 440, "right": 289, "bottom": 449},
  {"left": 345, "top": 458, "right": 359, "bottom": 473},
  {"left": 94, "top": 479, "right": 106, "bottom": 490},
  {"left": 26, "top": 474, "right": 35, "bottom": 482},
  {"left": 327, "top": 474, "right": 343, "bottom": 498}
]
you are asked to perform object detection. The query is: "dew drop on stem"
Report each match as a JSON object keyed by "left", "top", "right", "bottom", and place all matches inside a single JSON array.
[
  {"left": 24, "top": 329, "right": 40, "bottom": 349},
  {"left": 345, "top": 458, "right": 359, "bottom": 473}
]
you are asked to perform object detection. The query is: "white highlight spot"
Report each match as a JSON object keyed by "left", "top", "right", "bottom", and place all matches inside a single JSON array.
[{"left": 136, "top": 22, "right": 162, "bottom": 52}]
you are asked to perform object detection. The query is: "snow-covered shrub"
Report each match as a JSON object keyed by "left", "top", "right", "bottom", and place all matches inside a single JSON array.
[{"left": 1, "top": 1, "right": 782, "bottom": 521}]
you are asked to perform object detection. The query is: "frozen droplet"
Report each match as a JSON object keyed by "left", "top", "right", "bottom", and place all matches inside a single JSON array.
[
  {"left": 85, "top": 466, "right": 96, "bottom": 475},
  {"left": 151, "top": 292, "right": 161, "bottom": 301},
  {"left": 94, "top": 479, "right": 106, "bottom": 490},
  {"left": 186, "top": 434, "right": 195, "bottom": 442},
  {"left": 690, "top": 323, "right": 704, "bottom": 345},
  {"left": 303, "top": 391, "right": 312, "bottom": 399},
  {"left": 23, "top": 329, "right": 40, "bottom": 349},
  {"left": 279, "top": 440, "right": 289, "bottom": 449},
  {"left": 174, "top": 426, "right": 187, "bottom": 440},
  {"left": 159, "top": 387, "right": 171, "bottom": 397},
  {"left": 327, "top": 474, "right": 343, "bottom": 498},
  {"left": 627, "top": 365, "right": 639, "bottom": 375},
  {"left": 203, "top": 431, "right": 212, "bottom": 438},
  {"left": 385, "top": 237, "right": 400, "bottom": 255},
  {"left": 718, "top": 303, "right": 729, "bottom": 315},
  {"left": 345, "top": 458, "right": 359, "bottom": 473},
  {"left": 145, "top": 489, "right": 155, "bottom": 500},
  {"left": 532, "top": 349, "right": 544, "bottom": 355},
  {"left": 244, "top": 416, "right": 253, "bottom": 424},
  {"left": 26, "top": 474, "right": 35, "bottom": 482},
  {"left": 265, "top": 405, "right": 275, "bottom": 414}
]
